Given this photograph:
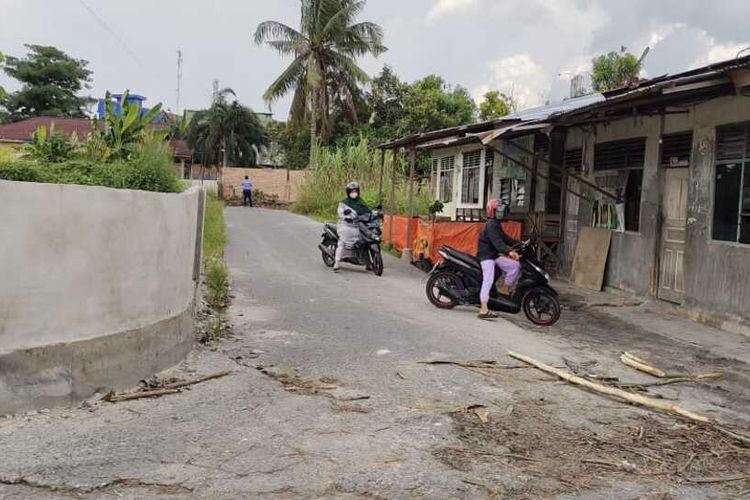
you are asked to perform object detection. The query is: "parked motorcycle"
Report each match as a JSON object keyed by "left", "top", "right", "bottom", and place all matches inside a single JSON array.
[
  {"left": 319, "top": 210, "right": 384, "bottom": 276},
  {"left": 425, "top": 241, "right": 561, "bottom": 325}
]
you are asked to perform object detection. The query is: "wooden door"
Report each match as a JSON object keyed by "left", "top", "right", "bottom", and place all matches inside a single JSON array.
[{"left": 658, "top": 168, "right": 688, "bottom": 303}]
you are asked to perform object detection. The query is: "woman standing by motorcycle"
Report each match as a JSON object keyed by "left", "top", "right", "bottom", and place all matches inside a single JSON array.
[
  {"left": 477, "top": 199, "right": 521, "bottom": 320},
  {"left": 333, "top": 181, "right": 372, "bottom": 272}
]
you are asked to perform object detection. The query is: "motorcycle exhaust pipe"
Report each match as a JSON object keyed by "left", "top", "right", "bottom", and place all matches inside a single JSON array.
[
  {"left": 318, "top": 243, "right": 335, "bottom": 258},
  {"left": 436, "top": 285, "right": 463, "bottom": 302}
]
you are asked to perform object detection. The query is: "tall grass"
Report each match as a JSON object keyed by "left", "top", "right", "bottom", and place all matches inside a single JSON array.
[
  {"left": 292, "top": 137, "right": 432, "bottom": 220},
  {"left": 203, "top": 194, "right": 228, "bottom": 310}
]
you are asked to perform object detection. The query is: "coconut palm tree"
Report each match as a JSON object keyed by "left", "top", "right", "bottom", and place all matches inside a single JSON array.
[
  {"left": 187, "top": 92, "right": 268, "bottom": 167},
  {"left": 254, "top": 0, "right": 386, "bottom": 156}
]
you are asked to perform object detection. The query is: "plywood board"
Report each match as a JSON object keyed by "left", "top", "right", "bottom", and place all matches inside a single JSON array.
[{"left": 570, "top": 227, "right": 612, "bottom": 291}]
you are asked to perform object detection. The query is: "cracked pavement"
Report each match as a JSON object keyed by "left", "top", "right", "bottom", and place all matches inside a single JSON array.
[{"left": 1, "top": 208, "right": 749, "bottom": 499}]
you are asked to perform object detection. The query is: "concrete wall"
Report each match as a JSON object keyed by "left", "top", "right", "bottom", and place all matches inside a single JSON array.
[
  {"left": 0, "top": 181, "right": 201, "bottom": 413},
  {"left": 682, "top": 96, "right": 750, "bottom": 323},
  {"left": 221, "top": 167, "right": 307, "bottom": 203}
]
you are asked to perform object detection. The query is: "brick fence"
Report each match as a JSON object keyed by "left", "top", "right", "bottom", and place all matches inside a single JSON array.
[{"left": 220, "top": 167, "right": 307, "bottom": 203}]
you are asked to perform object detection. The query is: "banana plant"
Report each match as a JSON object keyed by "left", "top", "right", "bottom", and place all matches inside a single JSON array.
[{"left": 100, "top": 90, "right": 163, "bottom": 158}]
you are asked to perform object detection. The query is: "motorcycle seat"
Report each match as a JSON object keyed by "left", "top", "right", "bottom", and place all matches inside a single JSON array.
[{"left": 442, "top": 246, "right": 480, "bottom": 269}]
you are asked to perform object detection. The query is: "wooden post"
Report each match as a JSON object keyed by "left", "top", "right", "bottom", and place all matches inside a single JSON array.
[
  {"left": 388, "top": 148, "right": 398, "bottom": 245},
  {"left": 402, "top": 147, "right": 416, "bottom": 261},
  {"left": 377, "top": 148, "right": 385, "bottom": 207}
]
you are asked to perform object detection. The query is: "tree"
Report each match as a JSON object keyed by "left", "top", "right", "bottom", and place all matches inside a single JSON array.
[
  {"left": 478, "top": 90, "right": 512, "bottom": 121},
  {"left": 366, "top": 65, "right": 408, "bottom": 139},
  {"left": 397, "top": 75, "right": 476, "bottom": 135},
  {"left": 254, "top": 0, "right": 387, "bottom": 155},
  {"left": 591, "top": 51, "right": 641, "bottom": 93},
  {"left": 2, "top": 44, "right": 92, "bottom": 119},
  {"left": 187, "top": 94, "right": 268, "bottom": 167}
]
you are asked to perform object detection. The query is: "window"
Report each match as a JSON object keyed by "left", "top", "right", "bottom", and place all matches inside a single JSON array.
[
  {"left": 500, "top": 179, "right": 526, "bottom": 208},
  {"left": 713, "top": 124, "right": 750, "bottom": 243},
  {"left": 461, "top": 150, "right": 481, "bottom": 204},
  {"left": 594, "top": 138, "right": 646, "bottom": 231},
  {"left": 594, "top": 138, "right": 646, "bottom": 171},
  {"left": 484, "top": 147, "right": 494, "bottom": 204},
  {"left": 564, "top": 148, "right": 583, "bottom": 174},
  {"left": 661, "top": 132, "right": 693, "bottom": 168},
  {"left": 438, "top": 155, "right": 455, "bottom": 203}
]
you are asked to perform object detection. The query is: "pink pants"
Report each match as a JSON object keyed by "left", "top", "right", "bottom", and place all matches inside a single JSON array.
[{"left": 480, "top": 256, "right": 521, "bottom": 303}]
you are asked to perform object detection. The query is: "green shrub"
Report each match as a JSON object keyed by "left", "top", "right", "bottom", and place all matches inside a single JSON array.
[
  {"left": 118, "top": 137, "right": 181, "bottom": 193},
  {"left": 0, "top": 134, "right": 182, "bottom": 193},
  {"left": 292, "top": 137, "right": 431, "bottom": 220},
  {"left": 0, "top": 160, "right": 44, "bottom": 182}
]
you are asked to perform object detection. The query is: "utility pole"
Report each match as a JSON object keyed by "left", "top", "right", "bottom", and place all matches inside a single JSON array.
[
  {"left": 212, "top": 79, "right": 219, "bottom": 103},
  {"left": 175, "top": 50, "right": 183, "bottom": 114}
]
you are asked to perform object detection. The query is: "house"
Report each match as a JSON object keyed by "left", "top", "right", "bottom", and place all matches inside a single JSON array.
[
  {"left": 0, "top": 115, "right": 194, "bottom": 173},
  {"left": 380, "top": 54, "right": 750, "bottom": 325},
  {"left": 0, "top": 117, "right": 95, "bottom": 156}
]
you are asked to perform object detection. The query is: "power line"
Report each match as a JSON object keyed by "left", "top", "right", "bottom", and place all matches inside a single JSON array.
[{"left": 77, "top": 0, "right": 142, "bottom": 66}]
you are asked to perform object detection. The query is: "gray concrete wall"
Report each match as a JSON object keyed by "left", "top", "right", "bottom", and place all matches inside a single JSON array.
[
  {"left": 0, "top": 181, "right": 201, "bottom": 413},
  {"left": 566, "top": 116, "right": 662, "bottom": 294}
]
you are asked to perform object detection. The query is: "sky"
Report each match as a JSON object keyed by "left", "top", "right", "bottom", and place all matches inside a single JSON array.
[{"left": 1, "top": 0, "right": 749, "bottom": 120}]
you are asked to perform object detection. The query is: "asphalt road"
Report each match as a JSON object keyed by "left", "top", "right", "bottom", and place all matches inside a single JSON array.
[{"left": 0, "top": 207, "right": 745, "bottom": 499}]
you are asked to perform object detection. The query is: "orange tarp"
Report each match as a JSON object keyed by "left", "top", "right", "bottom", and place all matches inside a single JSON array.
[{"left": 384, "top": 216, "right": 522, "bottom": 263}]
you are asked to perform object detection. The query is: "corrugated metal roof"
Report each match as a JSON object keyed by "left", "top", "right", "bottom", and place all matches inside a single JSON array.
[{"left": 504, "top": 93, "right": 605, "bottom": 121}]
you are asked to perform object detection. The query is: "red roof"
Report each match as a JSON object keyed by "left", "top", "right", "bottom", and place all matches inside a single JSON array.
[
  {"left": 169, "top": 139, "right": 193, "bottom": 158},
  {"left": 0, "top": 117, "right": 94, "bottom": 142}
]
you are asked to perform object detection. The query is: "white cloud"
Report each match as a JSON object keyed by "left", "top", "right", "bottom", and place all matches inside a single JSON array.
[
  {"left": 474, "top": 53, "right": 550, "bottom": 110},
  {"left": 427, "top": 0, "right": 476, "bottom": 21}
]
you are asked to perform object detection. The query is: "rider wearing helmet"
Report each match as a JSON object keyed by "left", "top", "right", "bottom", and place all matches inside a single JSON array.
[
  {"left": 334, "top": 181, "right": 372, "bottom": 271},
  {"left": 476, "top": 199, "right": 521, "bottom": 319}
]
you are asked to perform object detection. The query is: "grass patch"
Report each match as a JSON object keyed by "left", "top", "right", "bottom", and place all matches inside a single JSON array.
[
  {"left": 292, "top": 137, "right": 433, "bottom": 221},
  {"left": 202, "top": 194, "right": 229, "bottom": 310}
]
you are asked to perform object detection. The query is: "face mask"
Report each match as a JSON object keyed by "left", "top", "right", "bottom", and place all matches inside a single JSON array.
[{"left": 349, "top": 192, "right": 359, "bottom": 199}]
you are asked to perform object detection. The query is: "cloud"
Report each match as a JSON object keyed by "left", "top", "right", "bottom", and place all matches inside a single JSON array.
[
  {"left": 474, "top": 54, "right": 550, "bottom": 110},
  {"left": 427, "top": 0, "right": 476, "bottom": 21}
]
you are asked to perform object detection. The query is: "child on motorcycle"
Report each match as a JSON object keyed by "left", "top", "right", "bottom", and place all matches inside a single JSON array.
[
  {"left": 477, "top": 199, "right": 521, "bottom": 319},
  {"left": 334, "top": 181, "right": 372, "bottom": 272}
]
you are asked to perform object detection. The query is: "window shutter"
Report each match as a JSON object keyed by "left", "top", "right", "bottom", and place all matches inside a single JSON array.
[
  {"left": 661, "top": 132, "right": 693, "bottom": 167},
  {"left": 716, "top": 124, "right": 748, "bottom": 162},
  {"left": 594, "top": 138, "right": 646, "bottom": 171},
  {"left": 564, "top": 148, "right": 583, "bottom": 174}
]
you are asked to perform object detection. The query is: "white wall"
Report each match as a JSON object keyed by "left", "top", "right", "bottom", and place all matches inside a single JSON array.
[{"left": 0, "top": 181, "right": 200, "bottom": 353}]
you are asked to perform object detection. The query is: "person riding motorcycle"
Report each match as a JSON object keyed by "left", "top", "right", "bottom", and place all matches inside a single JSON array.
[
  {"left": 334, "top": 181, "right": 372, "bottom": 272},
  {"left": 477, "top": 199, "right": 521, "bottom": 319}
]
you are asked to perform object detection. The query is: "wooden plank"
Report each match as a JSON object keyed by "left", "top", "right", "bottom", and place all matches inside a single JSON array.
[{"left": 570, "top": 227, "right": 612, "bottom": 291}]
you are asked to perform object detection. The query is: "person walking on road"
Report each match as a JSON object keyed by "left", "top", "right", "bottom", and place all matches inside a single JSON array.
[{"left": 242, "top": 175, "right": 253, "bottom": 207}]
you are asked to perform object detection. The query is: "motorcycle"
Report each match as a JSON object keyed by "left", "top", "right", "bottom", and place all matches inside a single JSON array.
[
  {"left": 424, "top": 241, "right": 561, "bottom": 325},
  {"left": 319, "top": 209, "right": 384, "bottom": 276}
]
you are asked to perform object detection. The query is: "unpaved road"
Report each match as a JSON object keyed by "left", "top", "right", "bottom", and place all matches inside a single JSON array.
[{"left": 1, "top": 208, "right": 748, "bottom": 499}]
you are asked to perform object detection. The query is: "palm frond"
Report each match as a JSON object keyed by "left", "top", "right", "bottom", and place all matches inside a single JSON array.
[
  {"left": 322, "top": 0, "right": 366, "bottom": 36},
  {"left": 254, "top": 20, "right": 305, "bottom": 45},
  {"left": 263, "top": 55, "right": 308, "bottom": 102}
]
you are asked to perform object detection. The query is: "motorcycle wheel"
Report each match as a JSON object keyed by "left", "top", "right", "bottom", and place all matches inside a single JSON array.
[
  {"left": 321, "top": 241, "right": 336, "bottom": 268},
  {"left": 522, "top": 289, "right": 561, "bottom": 326},
  {"left": 370, "top": 250, "right": 384, "bottom": 276},
  {"left": 425, "top": 271, "right": 464, "bottom": 309}
]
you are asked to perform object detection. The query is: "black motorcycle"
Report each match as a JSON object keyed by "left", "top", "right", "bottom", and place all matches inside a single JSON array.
[
  {"left": 319, "top": 210, "right": 384, "bottom": 276},
  {"left": 425, "top": 241, "right": 561, "bottom": 325}
]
